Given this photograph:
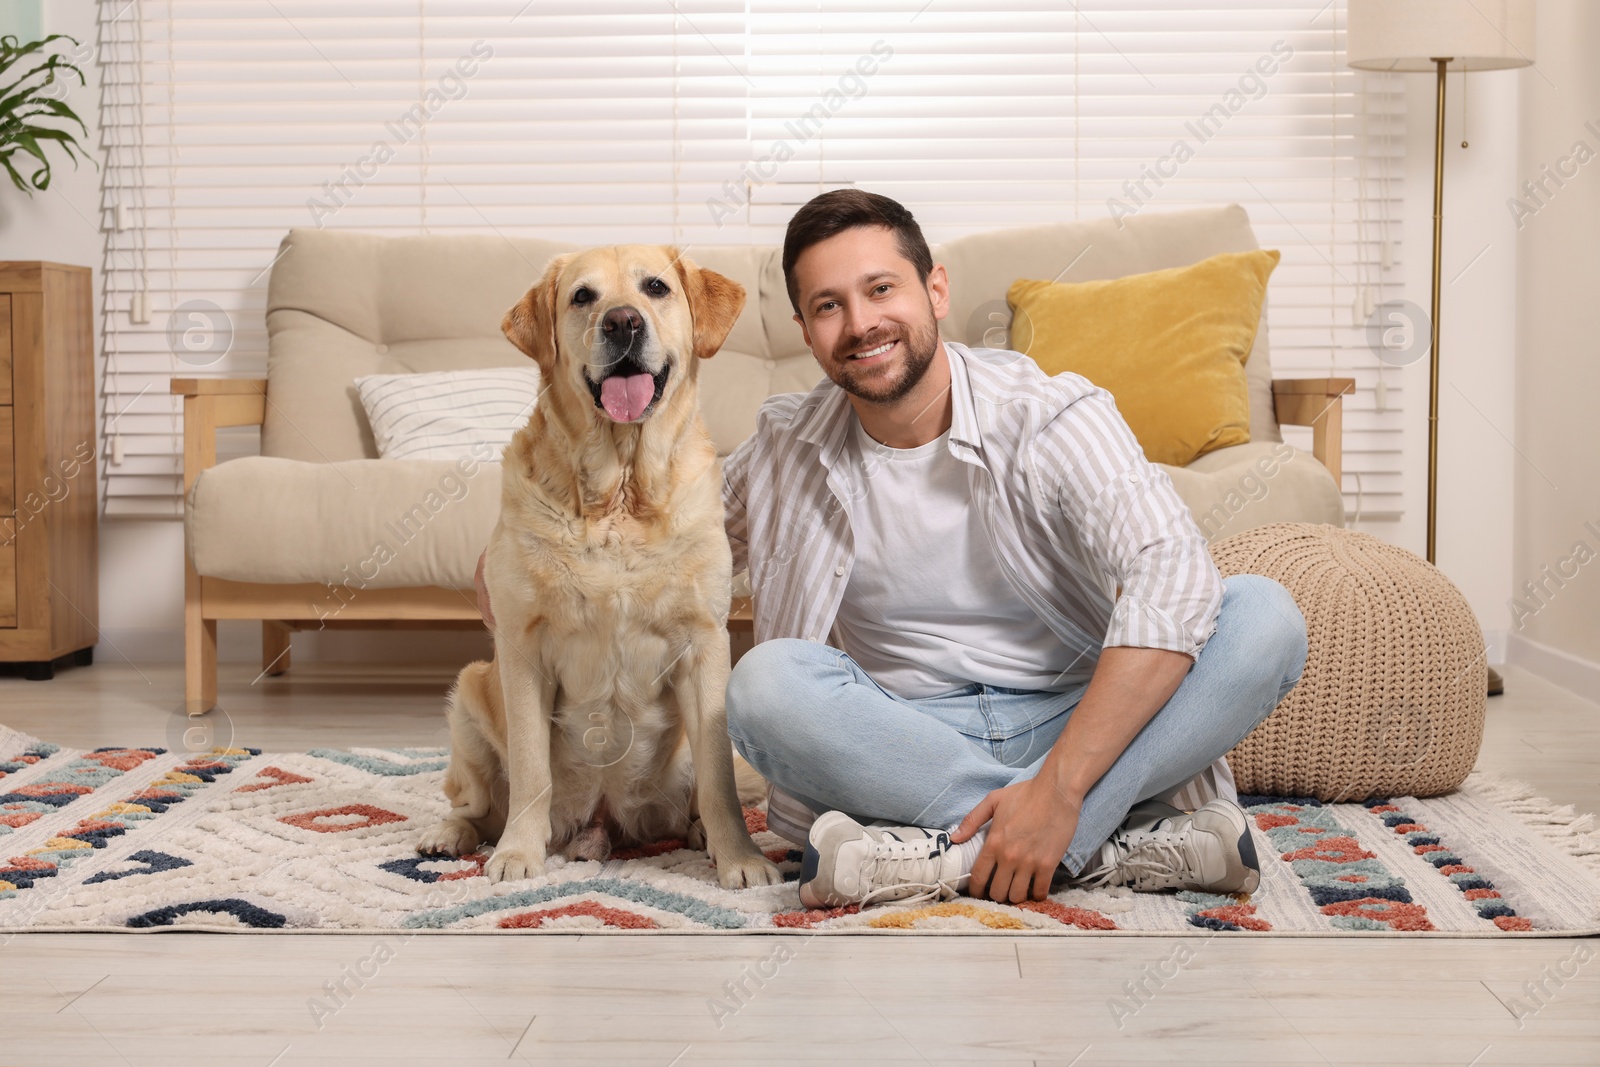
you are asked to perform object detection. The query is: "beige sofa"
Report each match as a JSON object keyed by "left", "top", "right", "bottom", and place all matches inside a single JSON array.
[{"left": 173, "top": 204, "right": 1351, "bottom": 713}]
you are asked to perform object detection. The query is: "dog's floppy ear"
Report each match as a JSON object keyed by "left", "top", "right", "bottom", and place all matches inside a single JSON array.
[
  {"left": 671, "top": 251, "right": 746, "bottom": 360},
  {"left": 502, "top": 253, "right": 572, "bottom": 375}
]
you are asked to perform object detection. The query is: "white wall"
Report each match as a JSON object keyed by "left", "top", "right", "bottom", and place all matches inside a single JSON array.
[{"left": 1508, "top": 0, "right": 1600, "bottom": 703}]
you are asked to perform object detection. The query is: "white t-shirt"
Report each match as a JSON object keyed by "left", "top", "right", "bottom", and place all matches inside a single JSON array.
[{"left": 829, "top": 415, "right": 1081, "bottom": 699}]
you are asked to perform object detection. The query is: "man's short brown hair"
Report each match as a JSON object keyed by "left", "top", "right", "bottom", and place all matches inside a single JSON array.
[{"left": 781, "top": 189, "right": 934, "bottom": 315}]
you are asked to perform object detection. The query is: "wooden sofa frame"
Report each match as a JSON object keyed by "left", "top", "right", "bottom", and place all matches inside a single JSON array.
[{"left": 172, "top": 375, "right": 1355, "bottom": 714}]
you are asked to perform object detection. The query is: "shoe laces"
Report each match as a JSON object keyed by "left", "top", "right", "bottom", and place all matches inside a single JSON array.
[
  {"left": 1074, "top": 826, "right": 1194, "bottom": 892},
  {"left": 1113, "top": 828, "right": 1196, "bottom": 891},
  {"left": 856, "top": 833, "right": 958, "bottom": 907}
]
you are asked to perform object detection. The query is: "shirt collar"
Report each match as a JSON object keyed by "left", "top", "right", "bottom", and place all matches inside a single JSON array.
[{"left": 944, "top": 341, "right": 983, "bottom": 454}]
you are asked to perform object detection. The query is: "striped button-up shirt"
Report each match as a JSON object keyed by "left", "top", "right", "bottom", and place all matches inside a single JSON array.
[{"left": 721, "top": 342, "right": 1224, "bottom": 686}]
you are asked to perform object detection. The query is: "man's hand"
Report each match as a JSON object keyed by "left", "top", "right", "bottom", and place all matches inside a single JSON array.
[
  {"left": 475, "top": 548, "right": 495, "bottom": 631},
  {"left": 949, "top": 645, "right": 1194, "bottom": 904},
  {"left": 952, "top": 774, "right": 1081, "bottom": 903}
]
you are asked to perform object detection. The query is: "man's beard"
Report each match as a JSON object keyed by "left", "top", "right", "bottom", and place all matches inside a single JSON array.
[{"left": 828, "top": 309, "right": 941, "bottom": 405}]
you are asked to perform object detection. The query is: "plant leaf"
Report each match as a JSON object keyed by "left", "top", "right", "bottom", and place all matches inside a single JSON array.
[
  {"left": 0, "top": 56, "right": 89, "bottom": 113},
  {"left": 0, "top": 34, "right": 78, "bottom": 79},
  {"left": 0, "top": 36, "right": 94, "bottom": 187},
  {"left": 0, "top": 149, "right": 32, "bottom": 193}
]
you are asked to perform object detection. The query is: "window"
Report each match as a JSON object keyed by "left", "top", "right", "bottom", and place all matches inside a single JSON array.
[{"left": 98, "top": 0, "right": 1402, "bottom": 518}]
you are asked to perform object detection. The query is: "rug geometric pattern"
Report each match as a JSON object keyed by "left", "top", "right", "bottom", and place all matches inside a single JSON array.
[{"left": 3, "top": 724, "right": 1597, "bottom": 936}]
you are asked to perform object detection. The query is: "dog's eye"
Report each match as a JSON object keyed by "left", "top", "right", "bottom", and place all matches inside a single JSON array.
[
  {"left": 645, "top": 278, "right": 671, "bottom": 298},
  {"left": 572, "top": 287, "right": 594, "bottom": 306}
]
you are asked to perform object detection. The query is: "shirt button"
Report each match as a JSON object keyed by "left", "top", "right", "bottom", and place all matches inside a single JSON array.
[
  {"left": 376, "top": 343, "right": 389, "bottom": 354},
  {"left": 1127, "top": 472, "right": 1140, "bottom": 484},
  {"left": 835, "top": 566, "right": 845, "bottom": 576}
]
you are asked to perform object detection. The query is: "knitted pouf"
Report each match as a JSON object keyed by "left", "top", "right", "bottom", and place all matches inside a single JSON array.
[{"left": 1210, "top": 522, "right": 1486, "bottom": 801}]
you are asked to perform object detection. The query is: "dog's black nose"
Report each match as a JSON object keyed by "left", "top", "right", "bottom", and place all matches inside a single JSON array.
[{"left": 601, "top": 306, "right": 644, "bottom": 346}]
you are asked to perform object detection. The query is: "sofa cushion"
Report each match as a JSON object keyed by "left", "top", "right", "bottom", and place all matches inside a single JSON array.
[
  {"left": 263, "top": 208, "right": 1283, "bottom": 466},
  {"left": 355, "top": 367, "right": 543, "bottom": 460},
  {"left": 698, "top": 349, "right": 825, "bottom": 456},
  {"left": 1008, "top": 249, "right": 1279, "bottom": 467},
  {"left": 188, "top": 455, "right": 499, "bottom": 588},
  {"left": 759, "top": 247, "right": 814, "bottom": 361},
  {"left": 263, "top": 230, "right": 781, "bottom": 462},
  {"left": 190, "top": 446, "right": 1336, "bottom": 597},
  {"left": 1159, "top": 441, "right": 1344, "bottom": 544}
]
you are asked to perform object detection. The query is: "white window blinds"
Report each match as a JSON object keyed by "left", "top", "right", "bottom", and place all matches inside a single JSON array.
[{"left": 97, "top": 0, "right": 1403, "bottom": 519}]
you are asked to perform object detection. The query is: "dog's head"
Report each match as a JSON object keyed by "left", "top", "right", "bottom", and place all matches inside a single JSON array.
[{"left": 502, "top": 245, "right": 745, "bottom": 425}]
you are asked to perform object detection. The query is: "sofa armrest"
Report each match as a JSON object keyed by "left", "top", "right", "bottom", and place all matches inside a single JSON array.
[
  {"left": 170, "top": 377, "right": 269, "bottom": 397},
  {"left": 1272, "top": 377, "right": 1355, "bottom": 485},
  {"left": 169, "top": 378, "right": 268, "bottom": 494}
]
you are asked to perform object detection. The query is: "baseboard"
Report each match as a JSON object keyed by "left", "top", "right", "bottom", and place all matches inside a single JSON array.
[
  {"left": 1482, "top": 628, "right": 1508, "bottom": 668},
  {"left": 1508, "top": 632, "right": 1600, "bottom": 705}
]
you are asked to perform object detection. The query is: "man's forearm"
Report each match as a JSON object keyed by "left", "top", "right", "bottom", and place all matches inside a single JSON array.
[{"left": 1037, "top": 646, "right": 1193, "bottom": 809}]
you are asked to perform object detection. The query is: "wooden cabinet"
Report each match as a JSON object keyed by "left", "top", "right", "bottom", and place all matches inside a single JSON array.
[{"left": 0, "top": 263, "right": 97, "bottom": 679}]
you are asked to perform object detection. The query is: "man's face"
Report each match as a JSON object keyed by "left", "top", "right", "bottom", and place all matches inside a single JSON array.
[{"left": 790, "top": 225, "right": 949, "bottom": 405}]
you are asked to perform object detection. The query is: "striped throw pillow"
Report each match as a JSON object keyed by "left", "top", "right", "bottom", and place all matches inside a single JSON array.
[{"left": 354, "top": 367, "right": 543, "bottom": 460}]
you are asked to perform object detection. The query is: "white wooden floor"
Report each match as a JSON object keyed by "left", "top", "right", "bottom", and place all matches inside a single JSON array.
[{"left": 2, "top": 658, "right": 1597, "bottom": 1066}]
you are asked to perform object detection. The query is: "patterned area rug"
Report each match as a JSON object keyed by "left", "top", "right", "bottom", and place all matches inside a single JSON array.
[{"left": 3, "top": 724, "right": 1598, "bottom": 936}]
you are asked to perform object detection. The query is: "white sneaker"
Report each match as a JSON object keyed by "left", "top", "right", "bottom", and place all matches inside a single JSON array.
[
  {"left": 1070, "top": 797, "right": 1261, "bottom": 894},
  {"left": 798, "top": 812, "right": 971, "bottom": 909}
]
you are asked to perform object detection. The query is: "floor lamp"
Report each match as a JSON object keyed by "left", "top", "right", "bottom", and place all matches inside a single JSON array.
[{"left": 1346, "top": 0, "right": 1535, "bottom": 697}]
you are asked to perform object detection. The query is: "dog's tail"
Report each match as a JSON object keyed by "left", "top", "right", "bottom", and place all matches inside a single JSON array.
[
  {"left": 732, "top": 751, "right": 770, "bottom": 808},
  {"left": 447, "top": 660, "right": 500, "bottom": 740}
]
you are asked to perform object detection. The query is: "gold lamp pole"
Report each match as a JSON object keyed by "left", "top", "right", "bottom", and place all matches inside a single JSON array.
[
  {"left": 1426, "top": 57, "right": 1446, "bottom": 565},
  {"left": 1346, "top": 0, "right": 1535, "bottom": 697}
]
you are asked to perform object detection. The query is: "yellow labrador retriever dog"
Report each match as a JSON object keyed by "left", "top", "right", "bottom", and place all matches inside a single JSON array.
[{"left": 416, "top": 246, "right": 782, "bottom": 889}]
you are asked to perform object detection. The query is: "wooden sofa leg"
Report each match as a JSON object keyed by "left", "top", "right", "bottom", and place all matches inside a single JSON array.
[
  {"left": 184, "top": 562, "right": 218, "bottom": 715},
  {"left": 263, "top": 621, "right": 292, "bottom": 676}
]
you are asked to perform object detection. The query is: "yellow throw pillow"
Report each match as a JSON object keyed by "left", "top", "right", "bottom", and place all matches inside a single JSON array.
[{"left": 1007, "top": 248, "right": 1280, "bottom": 468}]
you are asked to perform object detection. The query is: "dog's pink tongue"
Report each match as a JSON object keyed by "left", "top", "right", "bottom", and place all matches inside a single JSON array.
[{"left": 600, "top": 373, "right": 655, "bottom": 422}]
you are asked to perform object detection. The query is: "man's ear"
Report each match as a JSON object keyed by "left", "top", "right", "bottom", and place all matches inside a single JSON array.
[
  {"left": 671, "top": 250, "right": 746, "bottom": 359},
  {"left": 502, "top": 253, "right": 572, "bottom": 375},
  {"left": 925, "top": 262, "right": 951, "bottom": 323}
]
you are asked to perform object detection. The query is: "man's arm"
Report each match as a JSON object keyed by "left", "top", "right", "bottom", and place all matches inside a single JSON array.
[{"left": 1043, "top": 387, "right": 1224, "bottom": 659}]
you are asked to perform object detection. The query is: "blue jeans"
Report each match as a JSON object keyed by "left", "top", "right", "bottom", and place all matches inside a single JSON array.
[{"left": 725, "top": 574, "right": 1307, "bottom": 875}]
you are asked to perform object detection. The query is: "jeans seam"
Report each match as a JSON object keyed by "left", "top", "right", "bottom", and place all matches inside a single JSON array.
[{"left": 980, "top": 687, "right": 1004, "bottom": 758}]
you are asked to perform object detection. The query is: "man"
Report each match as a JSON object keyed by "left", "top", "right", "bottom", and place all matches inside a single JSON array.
[{"left": 480, "top": 190, "right": 1307, "bottom": 909}]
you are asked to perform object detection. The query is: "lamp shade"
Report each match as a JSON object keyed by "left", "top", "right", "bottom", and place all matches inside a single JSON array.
[{"left": 1346, "top": 0, "right": 1535, "bottom": 72}]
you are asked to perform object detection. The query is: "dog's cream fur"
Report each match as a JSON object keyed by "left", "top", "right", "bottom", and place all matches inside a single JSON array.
[{"left": 416, "top": 245, "right": 782, "bottom": 889}]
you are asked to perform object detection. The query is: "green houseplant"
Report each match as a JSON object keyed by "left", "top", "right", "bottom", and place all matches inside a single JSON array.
[{"left": 0, "top": 33, "right": 90, "bottom": 192}]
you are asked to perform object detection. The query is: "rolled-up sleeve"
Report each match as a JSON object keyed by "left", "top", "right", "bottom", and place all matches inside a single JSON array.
[{"left": 1040, "top": 385, "right": 1223, "bottom": 659}]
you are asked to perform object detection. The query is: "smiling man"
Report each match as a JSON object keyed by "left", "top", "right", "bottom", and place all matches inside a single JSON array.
[{"left": 719, "top": 189, "right": 1309, "bottom": 907}]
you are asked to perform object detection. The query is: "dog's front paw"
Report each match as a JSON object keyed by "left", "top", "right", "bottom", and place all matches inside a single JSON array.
[
  {"left": 485, "top": 845, "right": 546, "bottom": 884},
  {"left": 713, "top": 845, "right": 784, "bottom": 890},
  {"left": 686, "top": 818, "right": 707, "bottom": 851},
  {"left": 417, "top": 818, "right": 480, "bottom": 858}
]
